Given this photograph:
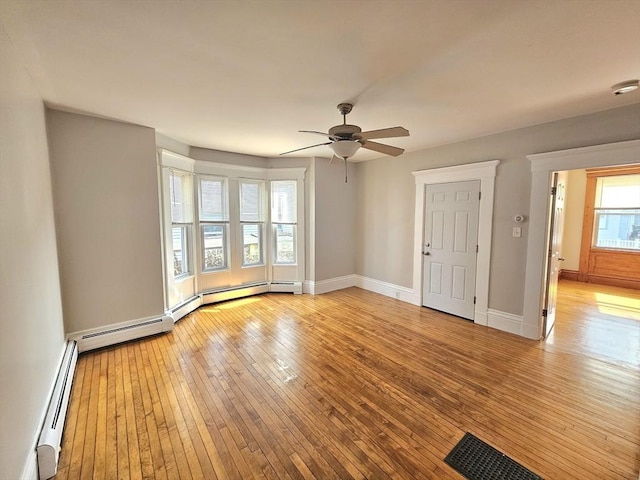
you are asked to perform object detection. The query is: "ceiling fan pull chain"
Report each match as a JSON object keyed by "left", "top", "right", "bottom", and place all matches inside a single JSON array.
[{"left": 345, "top": 158, "right": 348, "bottom": 183}]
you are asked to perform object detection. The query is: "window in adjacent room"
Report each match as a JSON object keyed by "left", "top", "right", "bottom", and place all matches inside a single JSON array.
[{"left": 592, "top": 174, "right": 640, "bottom": 251}]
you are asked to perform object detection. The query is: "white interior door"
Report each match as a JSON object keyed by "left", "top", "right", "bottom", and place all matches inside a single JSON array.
[
  {"left": 422, "top": 180, "right": 480, "bottom": 320},
  {"left": 542, "top": 171, "right": 566, "bottom": 337}
]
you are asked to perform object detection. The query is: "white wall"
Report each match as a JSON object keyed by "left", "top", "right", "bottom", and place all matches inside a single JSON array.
[
  {"left": 0, "top": 29, "right": 66, "bottom": 480},
  {"left": 46, "top": 110, "right": 165, "bottom": 333},
  {"left": 356, "top": 105, "right": 640, "bottom": 316},
  {"left": 562, "top": 169, "right": 587, "bottom": 271}
]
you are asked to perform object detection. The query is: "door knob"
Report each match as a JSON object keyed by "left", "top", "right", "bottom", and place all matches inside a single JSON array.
[
  {"left": 559, "top": 257, "right": 565, "bottom": 261},
  {"left": 423, "top": 251, "right": 430, "bottom": 256}
]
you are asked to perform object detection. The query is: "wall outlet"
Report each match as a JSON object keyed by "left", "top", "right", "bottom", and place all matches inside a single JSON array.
[{"left": 512, "top": 226, "right": 522, "bottom": 238}]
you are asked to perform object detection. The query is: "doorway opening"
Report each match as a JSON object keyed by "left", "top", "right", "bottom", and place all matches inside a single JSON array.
[{"left": 525, "top": 140, "right": 640, "bottom": 339}]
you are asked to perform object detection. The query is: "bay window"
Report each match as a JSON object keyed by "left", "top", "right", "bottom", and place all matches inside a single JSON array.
[{"left": 159, "top": 149, "right": 305, "bottom": 313}]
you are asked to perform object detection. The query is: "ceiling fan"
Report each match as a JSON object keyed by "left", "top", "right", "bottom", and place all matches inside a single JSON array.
[{"left": 280, "top": 103, "right": 409, "bottom": 180}]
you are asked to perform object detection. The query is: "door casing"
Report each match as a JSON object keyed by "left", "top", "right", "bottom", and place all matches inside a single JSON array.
[
  {"left": 412, "top": 160, "right": 499, "bottom": 327},
  {"left": 525, "top": 140, "right": 640, "bottom": 340}
]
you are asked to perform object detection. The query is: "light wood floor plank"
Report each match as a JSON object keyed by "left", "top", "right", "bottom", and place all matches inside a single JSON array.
[{"left": 56, "top": 281, "right": 640, "bottom": 479}]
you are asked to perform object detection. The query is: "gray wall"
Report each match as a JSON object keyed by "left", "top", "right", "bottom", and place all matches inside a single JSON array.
[
  {"left": 0, "top": 30, "right": 66, "bottom": 479},
  {"left": 46, "top": 110, "right": 165, "bottom": 333},
  {"left": 313, "top": 158, "right": 357, "bottom": 281},
  {"left": 356, "top": 105, "right": 640, "bottom": 315}
]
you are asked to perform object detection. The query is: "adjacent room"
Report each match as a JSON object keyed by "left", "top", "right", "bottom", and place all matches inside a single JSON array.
[{"left": 1, "top": 1, "right": 639, "bottom": 479}]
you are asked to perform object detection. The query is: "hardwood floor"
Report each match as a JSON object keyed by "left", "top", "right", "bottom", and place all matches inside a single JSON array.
[{"left": 55, "top": 283, "right": 640, "bottom": 479}]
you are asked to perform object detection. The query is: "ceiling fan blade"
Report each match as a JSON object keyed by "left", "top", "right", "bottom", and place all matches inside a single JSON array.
[
  {"left": 299, "top": 130, "right": 336, "bottom": 139},
  {"left": 358, "top": 126, "right": 409, "bottom": 140},
  {"left": 280, "top": 141, "right": 332, "bottom": 156},
  {"left": 361, "top": 140, "right": 405, "bottom": 157}
]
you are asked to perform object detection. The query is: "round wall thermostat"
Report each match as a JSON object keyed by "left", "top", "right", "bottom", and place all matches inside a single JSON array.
[{"left": 514, "top": 214, "right": 525, "bottom": 223}]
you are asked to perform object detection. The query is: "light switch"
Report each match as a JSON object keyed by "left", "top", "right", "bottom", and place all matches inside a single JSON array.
[{"left": 512, "top": 226, "right": 522, "bottom": 238}]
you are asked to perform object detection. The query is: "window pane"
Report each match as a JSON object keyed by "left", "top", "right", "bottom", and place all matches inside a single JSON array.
[
  {"left": 240, "top": 181, "right": 263, "bottom": 222},
  {"left": 593, "top": 209, "right": 640, "bottom": 250},
  {"left": 202, "top": 225, "right": 226, "bottom": 270},
  {"left": 170, "top": 171, "right": 192, "bottom": 223},
  {"left": 271, "top": 180, "right": 297, "bottom": 223},
  {"left": 242, "top": 224, "right": 262, "bottom": 266},
  {"left": 172, "top": 226, "right": 189, "bottom": 276},
  {"left": 199, "top": 178, "right": 228, "bottom": 221},
  {"left": 274, "top": 224, "right": 296, "bottom": 264},
  {"left": 595, "top": 174, "right": 640, "bottom": 208}
]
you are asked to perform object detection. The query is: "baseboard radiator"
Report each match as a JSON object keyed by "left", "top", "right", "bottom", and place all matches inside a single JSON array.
[
  {"left": 75, "top": 315, "right": 174, "bottom": 353},
  {"left": 201, "top": 283, "right": 270, "bottom": 305},
  {"left": 37, "top": 341, "right": 78, "bottom": 480},
  {"left": 270, "top": 281, "right": 302, "bottom": 294}
]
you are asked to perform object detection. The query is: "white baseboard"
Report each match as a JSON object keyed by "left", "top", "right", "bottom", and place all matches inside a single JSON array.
[
  {"left": 304, "top": 275, "right": 357, "bottom": 295},
  {"left": 487, "top": 309, "right": 524, "bottom": 336},
  {"left": 474, "top": 309, "right": 488, "bottom": 326},
  {"left": 354, "top": 275, "right": 420, "bottom": 305},
  {"left": 521, "top": 322, "right": 541, "bottom": 340},
  {"left": 67, "top": 314, "right": 173, "bottom": 353}
]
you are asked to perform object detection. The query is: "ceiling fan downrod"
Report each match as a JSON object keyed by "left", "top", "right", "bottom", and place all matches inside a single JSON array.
[{"left": 337, "top": 103, "right": 353, "bottom": 125}]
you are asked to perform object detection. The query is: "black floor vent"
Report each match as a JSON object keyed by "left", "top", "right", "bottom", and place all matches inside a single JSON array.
[{"left": 445, "top": 433, "right": 543, "bottom": 480}]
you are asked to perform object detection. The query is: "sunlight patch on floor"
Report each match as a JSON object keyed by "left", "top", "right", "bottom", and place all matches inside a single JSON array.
[{"left": 594, "top": 292, "right": 640, "bottom": 320}]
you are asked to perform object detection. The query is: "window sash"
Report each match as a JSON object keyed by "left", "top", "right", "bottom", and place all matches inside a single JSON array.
[
  {"left": 171, "top": 225, "right": 191, "bottom": 277},
  {"left": 273, "top": 223, "right": 296, "bottom": 264},
  {"left": 240, "top": 180, "right": 265, "bottom": 222},
  {"left": 592, "top": 209, "right": 640, "bottom": 251},
  {"left": 201, "top": 223, "right": 228, "bottom": 271},
  {"left": 271, "top": 180, "right": 297, "bottom": 223},
  {"left": 199, "top": 176, "right": 228, "bottom": 222},
  {"left": 241, "top": 223, "right": 263, "bottom": 266},
  {"left": 169, "top": 170, "right": 193, "bottom": 224}
]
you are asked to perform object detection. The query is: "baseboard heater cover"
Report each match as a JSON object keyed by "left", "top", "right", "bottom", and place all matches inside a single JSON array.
[
  {"left": 270, "top": 281, "right": 302, "bottom": 294},
  {"left": 170, "top": 295, "right": 202, "bottom": 322},
  {"left": 202, "top": 283, "right": 270, "bottom": 304},
  {"left": 37, "top": 341, "right": 78, "bottom": 480},
  {"left": 75, "top": 315, "right": 174, "bottom": 352}
]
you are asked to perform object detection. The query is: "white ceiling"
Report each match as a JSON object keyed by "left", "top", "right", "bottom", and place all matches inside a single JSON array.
[{"left": 2, "top": 0, "right": 639, "bottom": 161}]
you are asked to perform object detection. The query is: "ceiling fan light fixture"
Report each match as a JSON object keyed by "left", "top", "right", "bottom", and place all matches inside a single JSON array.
[
  {"left": 329, "top": 140, "right": 361, "bottom": 159},
  {"left": 611, "top": 80, "right": 639, "bottom": 95}
]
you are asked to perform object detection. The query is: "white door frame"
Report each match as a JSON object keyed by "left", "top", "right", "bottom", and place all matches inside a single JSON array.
[
  {"left": 523, "top": 139, "right": 640, "bottom": 340},
  {"left": 412, "top": 160, "right": 499, "bottom": 325}
]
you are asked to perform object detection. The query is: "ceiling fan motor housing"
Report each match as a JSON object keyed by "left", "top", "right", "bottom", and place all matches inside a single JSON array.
[{"left": 329, "top": 124, "right": 362, "bottom": 139}]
